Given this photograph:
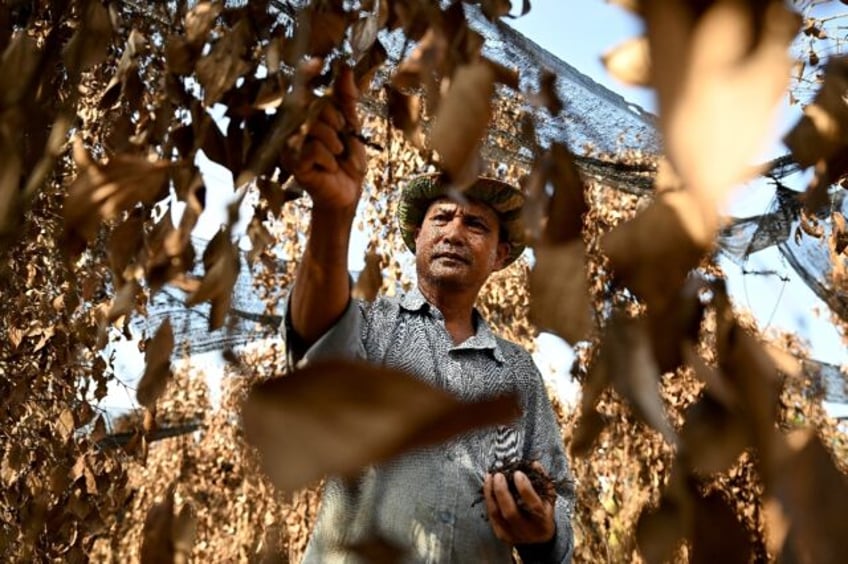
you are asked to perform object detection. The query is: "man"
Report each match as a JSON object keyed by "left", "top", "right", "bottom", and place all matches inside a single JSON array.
[{"left": 285, "top": 68, "right": 574, "bottom": 562}]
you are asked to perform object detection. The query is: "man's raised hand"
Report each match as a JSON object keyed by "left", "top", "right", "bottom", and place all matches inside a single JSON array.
[{"left": 294, "top": 65, "right": 366, "bottom": 213}]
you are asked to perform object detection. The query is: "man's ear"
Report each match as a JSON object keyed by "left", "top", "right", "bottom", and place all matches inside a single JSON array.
[{"left": 493, "top": 241, "right": 510, "bottom": 271}]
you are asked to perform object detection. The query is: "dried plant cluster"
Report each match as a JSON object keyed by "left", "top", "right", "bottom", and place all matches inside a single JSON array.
[{"left": 2, "top": 0, "right": 848, "bottom": 563}]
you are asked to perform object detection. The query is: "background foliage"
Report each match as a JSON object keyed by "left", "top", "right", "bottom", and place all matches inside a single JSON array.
[{"left": 1, "top": 0, "right": 848, "bottom": 562}]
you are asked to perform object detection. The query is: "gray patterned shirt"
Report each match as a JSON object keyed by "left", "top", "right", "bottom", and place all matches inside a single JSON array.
[{"left": 285, "top": 286, "right": 574, "bottom": 563}]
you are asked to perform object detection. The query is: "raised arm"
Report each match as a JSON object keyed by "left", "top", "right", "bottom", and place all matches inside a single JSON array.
[{"left": 289, "top": 67, "right": 366, "bottom": 346}]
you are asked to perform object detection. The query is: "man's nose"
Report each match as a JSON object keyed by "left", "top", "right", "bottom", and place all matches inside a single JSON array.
[{"left": 441, "top": 217, "right": 467, "bottom": 243}]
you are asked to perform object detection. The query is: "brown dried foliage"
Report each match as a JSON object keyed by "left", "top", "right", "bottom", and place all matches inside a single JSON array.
[{"left": 2, "top": 1, "right": 848, "bottom": 563}]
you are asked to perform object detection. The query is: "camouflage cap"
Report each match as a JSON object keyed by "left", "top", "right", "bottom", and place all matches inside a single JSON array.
[{"left": 397, "top": 173, "right": 526, "bottom": 266}]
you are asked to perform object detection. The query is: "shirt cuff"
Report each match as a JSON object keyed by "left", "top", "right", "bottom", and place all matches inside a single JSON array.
[{"left": 283, "top": 292, "right": 364, "bottom": 370}]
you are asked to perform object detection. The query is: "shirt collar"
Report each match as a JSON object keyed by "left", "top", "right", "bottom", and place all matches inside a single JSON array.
[
  {"left": 399, "top": 285, "right": 430, "bottom": 313},
  {"left": 400, "top": 286, "right": 505, "bottom": 364}
]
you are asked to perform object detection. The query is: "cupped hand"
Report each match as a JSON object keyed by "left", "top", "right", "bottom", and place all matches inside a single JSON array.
[{"left": 483, "top": 463, "right": 556, "bottom": 546}]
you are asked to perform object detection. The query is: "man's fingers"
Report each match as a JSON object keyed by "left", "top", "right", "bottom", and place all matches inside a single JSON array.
[
  {"left": 483, "top": 474, "right": 499, "bottom": 518},
  {"left": 318, "top": 101, "right": 345, "bottom": 131},
  {"left": 483, "top": 474, "right": 513, "bottom": 543},
  {"left": 339, "top": 135, "right": 366, "bottom": 180},
  {"left": 299, "top": 141, "right": 339, "bottom": 174},
  {"left": 334, "top": 66, "right": 361, "bottom": 130},
  {"left": 513, "top": 471, "right": 546, "bottom": 518},
  {"left": 308, "top": 121, "right": 345, "bottom": 155},
  {"left": 492, "top": 472, "right": 521, "bottom": 521}
]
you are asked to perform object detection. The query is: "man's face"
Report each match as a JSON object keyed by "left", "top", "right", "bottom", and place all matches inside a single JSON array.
[{"left": 414, "top": 197, "right": 510, "bottom": 292}]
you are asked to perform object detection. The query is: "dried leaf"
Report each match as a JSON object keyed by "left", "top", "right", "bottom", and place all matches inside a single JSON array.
[
  {"left": 0, "top": 119, "right": 22, "bottom": 241},
  {"left": 186, "top": 230, "right": 240, "bottom": 330},
  {"left": 124, "top": 430, "right": 148, "bottom": 462},
  {"left": 802, "top": 18, "right": 827, "bottom": 39},
  {"left": 570, "top": 408, "right": 608, "bottom": 458},
  {"left": 185, "top": 1, "right": 222, "bottom": 45},
  {"left": 1, "top": 444, "right": 24, "bottom": 486},
  {"left": 0, "top": 31, "right": 42, "bottom": 107},
  {"left": 480, "top": 0, "right": 512, "bottom": 21},
  {"left": 683, "top": 345, "right": 737, "bottom": 408},
  {"left": 605, "top": 315, "right": 677, "bottom": 445},
  {"left": 545, "top": 143, "right": 587, "bottom": 244},
  {"left": 784, "top": 57, "right": 848, "bottom": 211},
  {"left": 350, "top": 13, "right": 380, "bottom": 59},
  {"left": 100, "top": 30, "right": 147, "bottom": 110},
  {"left": 716, "top": 321, "right": 783, "bottom": 462},
  {"left": 529, "top": 241, "right": 593, "bottom": 344},
  {"left": 392, "top": 0, "right": 438, "bottom": 40},
  {"left": 354, "top": 37, "right": 388, "bottom": 91},
  {"left": 680, "top": 394, "right": 749, "bottom": 474},
  {"left": 247, "top": 216, "right": 275, "bottom": 264},
  {"left": 785, "top": 57, "right": 848, "bottom": 168},
  {"left": 519, "top": 156, "right": 548, "bottom": 244},
  {"left": 172, "top": 504, "right": 197, "bottom": 560},
  {"left": 63, "top": 139, "right": 170, "bottom": 255},
  {"left": 800, "top": 209, "right": 824, "bottom": 238},
  {"left": 165, "top": 34, "right": 198, "bottom": 75},
  {"left": 70, "top": 454, "right": 97, "bottom": 495},
  {"left": 647, "top": 275, "right": 706, "bottom": 373},
  {"left": 603, "top": 35, "right": 651, "bottom": 87},
  {"left": 831, "top": 210, "right": 848, "bottom": 255},
  {"left": 602, "top": 190, "right": 717, "bottom": 311},
  {"left": 243, "top": 359, "right": 521, "bottom": 492},
  {"left": 198, "top": 112, "right": 229, "bottom": 166},
  {"left": 257, "top": 177, "right": 300, "bottom": 217},
  {"left": 636, "top": 497, "right": 687, "bottom": 564},
  {"left": 62, "top": 0, "right": 113, "bottom": 74},
  {"left": 515, "top": 0, "right": 532, "bottom": 18},
  {"left": 352, "top": 250, "right": 382, "bottom": 302},
  {"left": 645, "top": 0, "right": 800, "bottom": 203},
  {"left": 136, "top": 319, "right": 174, "bottom": 409},
  {"left": 431, "top": 61, "right": 495, "bottom": 183},
  {"left": 107, "top": 278, "right": 141, "bottom": 323},
  {"left": 254, "top": 75, "right": 287, "bottom": 110},
  {"left": 765, "top": 344, "right": 802, "bottom": 379},
  {"left": 109, "top": 212, "right": 145, "bottom": 288},
  {"left": 386, "top": 85, "right": 424, "bottom": 148},
  {"left": 90, "top": 415, "right": 107, "bottom": 445},
  {"left": 610, "top": 0, "right": 641, "bottom": 14},
  {"left": 195, "top": 19, "right": 252, "bottom": 106},
  {"left": 300, "top": 6, "right": 349, "bottom": 58},
  {"left": 57, "top": 408, "right": 76, "bottom": 442},
  {"left": 235, "top": 61, "right": 324, "bottom": 187},
  {"left": 529, "top": 69, "right": 563, "bottom": 116},
  {"left": 483, "top": 58, "right": 520, "bottom": 90},
  {"left": 145, "top": 206, "right": 197, "bottom": 291},
  {"left": 140, "top": 486, "right": 176, "bottom": 564},
  {"left": 691, "top": 490, "right": 754, "bottom": 564},
  {"left": 768, "top": 430, "right": 848, "bottom": 562}
]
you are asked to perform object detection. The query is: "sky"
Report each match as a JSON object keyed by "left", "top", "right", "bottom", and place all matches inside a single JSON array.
[{"left": 101, "top": 1, "right": 848, "bottom": 415}]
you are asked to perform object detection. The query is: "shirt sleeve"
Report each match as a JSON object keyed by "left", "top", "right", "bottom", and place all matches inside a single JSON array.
[
  {"left": 515, "top": 359, "right": 576, "bottom": 564},
  {"left": 283, "top": 291, "right": 367, "bottom": 370}
]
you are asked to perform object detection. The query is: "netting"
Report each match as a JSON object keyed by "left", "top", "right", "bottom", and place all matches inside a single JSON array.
[{"left": 132, "top": 7, "right": 848, "bottom": 401}]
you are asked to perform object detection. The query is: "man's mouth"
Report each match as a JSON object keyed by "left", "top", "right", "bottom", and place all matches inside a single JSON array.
[{"left": 433, "top": 251, "right": 470, "bottom": 264}]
